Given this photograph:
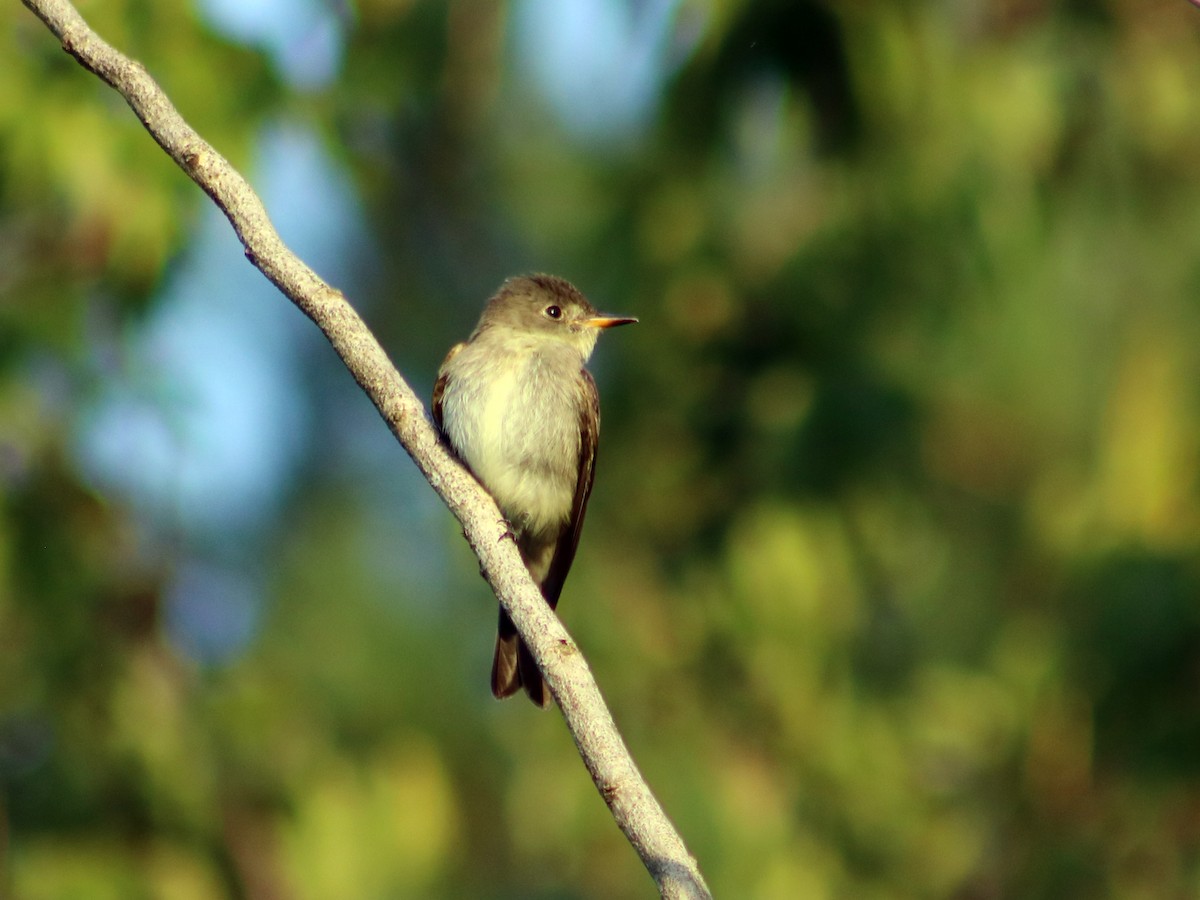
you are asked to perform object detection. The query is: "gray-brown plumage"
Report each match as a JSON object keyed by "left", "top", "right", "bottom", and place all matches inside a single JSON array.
[{"left": 432, "top": 274, "right": 636, "bottom": 706}]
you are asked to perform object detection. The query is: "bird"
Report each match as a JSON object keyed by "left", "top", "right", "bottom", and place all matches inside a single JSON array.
[{"left": 432, "top": 274, "right": 637, "bottom": 706}]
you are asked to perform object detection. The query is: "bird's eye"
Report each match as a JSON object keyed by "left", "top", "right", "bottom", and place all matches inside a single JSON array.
[{"left": 544, "top": 305, "right": 562, "bottom": 319}]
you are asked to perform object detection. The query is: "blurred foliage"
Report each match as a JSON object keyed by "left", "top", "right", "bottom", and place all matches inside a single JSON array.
[{"left": 4, "top": 0, "right": 1200, "bottom": 898}]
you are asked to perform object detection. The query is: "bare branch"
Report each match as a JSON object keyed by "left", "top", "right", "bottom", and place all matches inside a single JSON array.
[{"left": 20, "top": 0, "right": 710, "bottom": 896}]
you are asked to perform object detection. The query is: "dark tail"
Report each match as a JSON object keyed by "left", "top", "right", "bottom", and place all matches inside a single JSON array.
[{"left": 490, "top": 608, "right": 549, "bottom": 707}]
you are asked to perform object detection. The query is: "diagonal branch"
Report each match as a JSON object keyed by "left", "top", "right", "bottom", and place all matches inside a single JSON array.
[{"left": 20, "top": 0, "right": 710, "bottom": 896}]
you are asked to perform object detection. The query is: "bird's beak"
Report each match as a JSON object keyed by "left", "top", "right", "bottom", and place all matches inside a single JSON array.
[{"left": 583, "top": 315, "right": 639, "bottom": 329}]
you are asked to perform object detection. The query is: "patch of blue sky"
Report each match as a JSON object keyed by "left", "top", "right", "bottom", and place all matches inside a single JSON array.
[
  {"left": 163, "top": 561, "right": 264, "bottom": 665},
  {"left": 197, "top": 0, "right": 345, "bottom": 90},
  {"left": 512, "top": 0, "right": 697, "bottom": 143}
]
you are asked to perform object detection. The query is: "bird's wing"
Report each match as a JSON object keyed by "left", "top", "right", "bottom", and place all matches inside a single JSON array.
[
  {"left": 431, "top": 342, "right": 464, "bottom": 433},
  {"left": 541, "top": 368, "right": 600, "bottom": 610}
]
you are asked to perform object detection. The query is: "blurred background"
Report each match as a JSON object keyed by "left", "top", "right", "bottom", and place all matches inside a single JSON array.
[{"left": 3, "top": 0, "right": 1200, "bottom": 897}]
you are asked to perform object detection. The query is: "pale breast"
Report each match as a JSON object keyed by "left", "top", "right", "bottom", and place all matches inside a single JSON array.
[{"left": 440, "top": 343, "right": 583, "bottom": 538}]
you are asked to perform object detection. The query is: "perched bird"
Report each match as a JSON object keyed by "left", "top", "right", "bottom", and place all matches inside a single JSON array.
[{"left": 432, "top": 274, "right": 637, "bottom": 706}]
